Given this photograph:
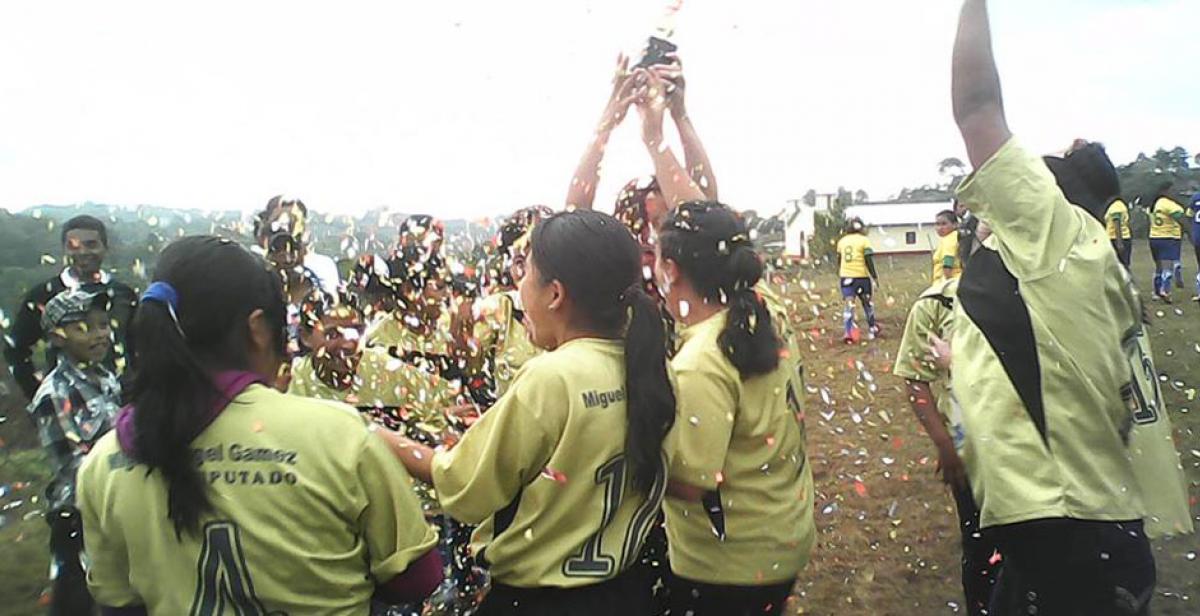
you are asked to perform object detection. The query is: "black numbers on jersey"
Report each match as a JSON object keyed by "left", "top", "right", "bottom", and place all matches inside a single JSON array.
[
  {"left": 562, "top": 454, "right": 666, "bottom": 578},
  {"left": 1126, "top": 354, "right": 1161, "bottom": 426},
  {"left": 190, "top": 521, "right": 271, "bottom": 616}
]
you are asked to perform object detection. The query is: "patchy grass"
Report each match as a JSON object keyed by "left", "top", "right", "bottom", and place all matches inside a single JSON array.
[{"left": 0, "top": 252, "right": 1195, "bottom": 615}]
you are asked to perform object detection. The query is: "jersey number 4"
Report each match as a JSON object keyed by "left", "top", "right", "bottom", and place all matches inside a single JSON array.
[
  {"left": 562, "top": 454, "right": 666, "bottom": 578},
  {"left": 190, "top": 521, "right": 272, "bottom": 616}
]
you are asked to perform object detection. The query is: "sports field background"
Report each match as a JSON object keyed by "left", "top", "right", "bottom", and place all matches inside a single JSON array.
[{"left": 0, "top": 251, "right": 1196, "bottom": 615}]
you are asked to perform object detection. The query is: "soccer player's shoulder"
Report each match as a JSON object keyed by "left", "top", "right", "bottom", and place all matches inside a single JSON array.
[{"left": 245, "top": 384, "right": 369, "bottom": 433}]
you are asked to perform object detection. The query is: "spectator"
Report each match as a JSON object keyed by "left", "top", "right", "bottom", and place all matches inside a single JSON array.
[
  {"left": 931, "top": 209, "right": 962, "bottom": 282},
  {"left": 5, "top": 215, "right": 137, "bottom": 400},
  {"left": 253, "top": 195, "right": 340, "bottom": 355},
  {"left": 29, "top": 289, "right": 123, "bottom": 615}
]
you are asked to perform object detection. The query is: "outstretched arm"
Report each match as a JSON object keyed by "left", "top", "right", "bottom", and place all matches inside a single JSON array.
[
  {"left": 636, "top": 70, "right": 705, "bottom": 208},
  {"left": 952, "top": 0, "right": 1011, "bottom": 169},
  {"left": 566, "top": 56, "right": 639, "bottom": 210},
  {"left": 657, "top": 60, "right": 719, "bottom": 201}
]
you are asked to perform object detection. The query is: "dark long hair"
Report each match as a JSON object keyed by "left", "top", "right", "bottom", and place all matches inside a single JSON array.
[
  {"left": 530, "top": 210, "right": 676, "bottom": 493},
  {"left": 660, "top": 202, "right": 781, "bottom": 378},
  {"left": 129, "top": 236, "right": 286, "bottom": 538}
]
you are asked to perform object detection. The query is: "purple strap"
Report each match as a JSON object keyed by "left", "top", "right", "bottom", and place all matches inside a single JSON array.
[{"left": 116, "top": 371, "right": 267, "bottom": 457}]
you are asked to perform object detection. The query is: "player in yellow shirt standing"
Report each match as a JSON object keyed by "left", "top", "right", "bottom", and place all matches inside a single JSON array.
[
  {"left": 76, "top": 236, "right": 443, "bottom": 615},
  {"left": 1104, "top": 196, "right": 1133, "bottom": 268},
  {"left": 835, "top": 218, "right": 881, "bottom": 342},
  {"left": 380, "top": 210, "right": 677, "bottom": 615},
  {"left": 950, "top": 2, "right": 1156, "bottom": 613},
  {"left": 1149, "top": 183, "right": 1187, "bottom": 302},
  {"left": 932, "top": 209, "right": 962, "bottom": 282},
  {"left": 655, "top": 202, "right": 814, "bottom": 616},
  {"left": 894, "top": 219, "right": 1000, "bottom": 616}
]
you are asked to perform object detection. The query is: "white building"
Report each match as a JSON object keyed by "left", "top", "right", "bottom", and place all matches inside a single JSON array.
[{"left": 780, "top": 198, "right": 954, "bottom": 259}]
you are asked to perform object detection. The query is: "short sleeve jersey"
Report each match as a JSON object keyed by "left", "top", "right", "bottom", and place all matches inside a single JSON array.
[
  {"left": 76, "top": 386, "right": 438, "bottom": 615},
  {"left": 665, "top": 294, "right": 815, "bottom": 586},
  {"left": 932, "top": 232, "right": 962, "bottom": 282},
  {"left": 1149, "top": 197, "right": 1185, "bottom": 239},
  {"left": 952, "top": 138, "right": 1145, "bottom": 528},
  {"left": 1104, "top": 199, "right": 1132, "bottom": 240},
  {"left": 836, "top": 234, "right": 872, "bottom": 279},
  {"left": 470, "top": 290, "right": 540, "bottom": 400},
  {"left": 431, "top": 338, "right": 672, "bottom": 588},
  {"left": 892, "top": 278, "right": 965, "bottom": 451},
  {"left": 289, "top": 347, "right": 460, "bottom": 513}
]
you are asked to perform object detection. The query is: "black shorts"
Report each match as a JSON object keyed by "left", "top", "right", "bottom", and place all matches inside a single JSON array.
[
  {"left": 665, "top": 574, "right": 793, "bottom": 616},
  {"left": 475, "top": 567, "right": 652, "bottom": 616},
  {"left": 988, "top": 518, "right": 1155, "bottom": 616}
]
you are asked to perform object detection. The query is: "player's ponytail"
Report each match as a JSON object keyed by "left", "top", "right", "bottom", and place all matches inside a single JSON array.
[
  {"left": 661, "top": 202, "right": 782, "bottom": 378},
  {"left": 128, "top": 236, "right": 286, "bottom": 538},
  {"left": 530, "top": 211, "right": 676, "bottom": 494}
]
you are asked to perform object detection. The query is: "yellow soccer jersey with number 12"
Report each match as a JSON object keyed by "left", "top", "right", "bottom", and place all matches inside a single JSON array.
[
  {"left": 431, "top": 338, "right": 675, "bottom": 588},
  {"left": 77, "top": 385, "right": 438, "bottom": 615}
]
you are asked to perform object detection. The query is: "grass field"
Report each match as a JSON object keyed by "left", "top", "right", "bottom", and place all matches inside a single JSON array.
[{"left": 0, "top": 251, "right": 1196, "bottom": 615}]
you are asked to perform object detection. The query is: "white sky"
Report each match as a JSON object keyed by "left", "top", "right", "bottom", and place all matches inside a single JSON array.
[{"left": 1, "top": 0, "right": 1196, "bottom": 220}]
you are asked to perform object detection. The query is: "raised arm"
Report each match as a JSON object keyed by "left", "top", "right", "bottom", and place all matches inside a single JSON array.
[
  {"left": 636, "top": 70, "right": 705, "bottom": 207},
  {"left": 565, "top": 56, "right": 639, "bottom": 210},
  {"left": 657, "top": 59, "right": 718, "bottom": 201},
  {"left": 952, "top": 0, "right": 1012, "bottom": 169}
]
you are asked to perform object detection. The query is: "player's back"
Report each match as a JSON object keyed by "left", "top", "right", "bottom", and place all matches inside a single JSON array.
[{"left": 78, "top": 384, "right": 436, "bottom": 615}]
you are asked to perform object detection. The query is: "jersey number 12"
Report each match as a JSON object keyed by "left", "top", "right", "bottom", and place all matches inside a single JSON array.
[{"left": 562, "top": 454, "right": 666, "bottom": 578}]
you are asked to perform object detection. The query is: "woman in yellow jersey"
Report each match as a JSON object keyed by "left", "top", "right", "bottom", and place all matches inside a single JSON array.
[
  {"left": 1104, "top": 197, "right": 1133, "bottom": 268},
  {"left": 462, "top": 206, "right": 551, "bottom": 408},
  {"left": 655, "top": 202, "right": 814, "bottom": 616},
  {"left": 932, "top": 209, "right": 962, "bottom": 282},
  {"left": 288, "top": 290, "right": 481, "bottom": 615},
  {"left": 951, "top": 1, "right": 1156, "bottom": 614},
  {"left": 381, "top": 210, "right": 677, "bottom": 615},
  {"left": 1148, "top": 182, "right": 1187, "bottom": 302},
  {"left": 75, "top": 236, "right": 442, "bottom": 615},
  {"left": 835, "top": 217, "right": 881, "bottom": 342}
]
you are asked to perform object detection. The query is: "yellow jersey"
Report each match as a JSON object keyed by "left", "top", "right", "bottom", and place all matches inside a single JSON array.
[
  {"left": 1149, "top": 197, "right": 1185, "bottom": 239},
  {"left": 836, "top": 233, "right": 873, "bottom": 279},
  {"left": 289, "top": 347, "right": 460, "bottom": 513},
  {"left": 77, "top": 385, "right": 438, "bottom": 614},
  {"left": 469, "top": 290, "right": 540, "bottom": 401},
  {"left": 893, "top": 278, "right": 965, "bottom": 450},
  {"left": 431, "top": 338, "right": 674, "bottom": 588},
  {"left": 931, "top": 232, "right": 962, "bottom": 282},
  {"left": 665, "top": 295, "right": 814, "bottom": 585},
  {"left": 953, "top": 138, "right": 1145, "bottom": 528},
  {"left": 1104, "top": 199, "right": 1131, "bottom": 240}
]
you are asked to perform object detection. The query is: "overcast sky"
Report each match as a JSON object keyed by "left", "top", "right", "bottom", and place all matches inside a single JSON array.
[{"left": 1, "top": 0, "right": 1195, "bottom": 220}]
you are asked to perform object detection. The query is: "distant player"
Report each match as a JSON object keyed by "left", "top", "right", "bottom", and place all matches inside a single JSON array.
[
  {"left": 379, "top": 210, "right": 677, "bottom": 615},
  {"left": 656, "top": 202, "right": 814, "bottom": 616},
  {"left": 1149, "top": 183, "right": 1186, "bottom": 302},
  {"left": 1190, "top": 191, "right": 1200, "bottom": 301},
  {"left": 932, "top": 209, "right": 962, "bottom": 282},
  {"left": 77, "top": 236, "right": 442, "bottom": 614},
  {"left": 835, "top": 218, "right": 881, "bottom": 342},
  {"left": 1104, "top": 196, "right": 1133, "bottom": 268}
]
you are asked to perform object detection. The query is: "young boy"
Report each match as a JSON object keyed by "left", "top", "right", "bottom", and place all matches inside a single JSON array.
[{"left": 27, "top": 289, "right": 122, "bottom": 614}]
